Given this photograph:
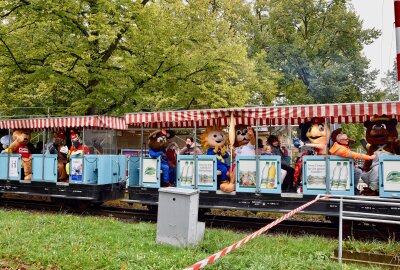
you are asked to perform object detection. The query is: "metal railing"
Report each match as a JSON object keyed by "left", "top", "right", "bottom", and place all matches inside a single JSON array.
[{"left": 321, "top": 195, "right": 400, "bottom": 264}]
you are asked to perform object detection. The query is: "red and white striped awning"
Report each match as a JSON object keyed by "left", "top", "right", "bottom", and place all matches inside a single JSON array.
[
  {"left": 0, "top": 115, "right": 125, "bottom": 130},
  {"left": 125, "top": 101, "right": 400, "bottom": 128}
]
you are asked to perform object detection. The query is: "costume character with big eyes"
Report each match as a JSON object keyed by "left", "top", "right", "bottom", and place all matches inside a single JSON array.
[
  {"left": 200, "top": 126, "right": 230, "bottom": 187},
  {"left": 65, "top": 131, "right": 90, "bottom": 177},
  {"left": 361, "top": 115, "right": 400, "bottom": 195},
  {"left": 222, "top": 125, "right": 255, "bottom": 192},
  {"left": 148, "top": 130, "right": 172, "bottom": 187},
  {"left": 68, "top": 131, "right": 90, "bottom": 157},
  {"left": 293, "top": 117, "right": 330, "bottom": 192}
]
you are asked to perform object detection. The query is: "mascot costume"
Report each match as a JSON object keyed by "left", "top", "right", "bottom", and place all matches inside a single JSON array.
[
  {"left": 200, "top": 126, "right": 230, "bottom": 189},
  {"left": 223, "top": 125, "right": 256, "bottom": 192},
  {"left": 148, "top": 130, "right": 172, "bottom": 187},
  {"left": 293, "top": 117, "right": 330, "bottom": 192},
  {"left": 65, "top": 131, "right": 90, "bottom": 178},
  {"left": 7, "top": 130, "right": 33, "bottom": 180},
  {"left": 361, "top": 115, "right": 400, "bottom": 195},
  {"left": 48, "top": 131, "right": 69, "bottom": 181}
]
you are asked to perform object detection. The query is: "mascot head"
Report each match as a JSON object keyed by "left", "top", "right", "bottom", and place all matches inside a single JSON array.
[
  {"left": 148, "top": 130, "right": 168, "bottom": 151},
  {"left": 200, "top": 126, "right": 226, "bottom": 148},
  {"left": 233, "top": 125, "right": 252, "bottom": 147},
  {"left": 12, "top": 130, "right": 31, "bottom": 145},
  {"left": 364, "top": 114, "right": 398, "bottom": 145},
  {"left": 306, "top": 117, "right": 330, "bottom": 145},
  {"left": 53, "top": 131, "right": 66, "bottom": 148}
]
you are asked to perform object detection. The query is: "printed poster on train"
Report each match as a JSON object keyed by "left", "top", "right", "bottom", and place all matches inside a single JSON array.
[
  {"left": 8, "top": 157, "right": 19, "bottom": 178},
  {"left": 305, "top": 160, "right": 326, "bottom": 189},
  {"left": 179, "top": 158, "right": 195, "bottom": 186},
  {"left": 382, "top": 160, "right": 400, "bottom": 192},
  {"left": 70, "top": 158, "right": 83, "bottom": 181},
  {"left": 238, "top": 160, "right": 257, "bottom": 188},
  {"left": 197, "top": 160, "right": 214, "bottom": 186},
  {"left": 329, "top": 160, "right": 351, "bottom": 191},
  {"left": 142, "top": 158, "right": 158, "bottom": 183}
]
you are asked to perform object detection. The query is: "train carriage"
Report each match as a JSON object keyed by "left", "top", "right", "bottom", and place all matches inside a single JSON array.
[
  {"left": 0, "top": 115, "right": 127, "bottom": 205},
  {"left": 124, "top": 101, "right": 400, "bottom": 216}
]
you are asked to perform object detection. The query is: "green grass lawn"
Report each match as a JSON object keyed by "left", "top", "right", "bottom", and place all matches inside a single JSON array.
[{"left": 0, "top": 209, "right": 395, "bottom": 270}]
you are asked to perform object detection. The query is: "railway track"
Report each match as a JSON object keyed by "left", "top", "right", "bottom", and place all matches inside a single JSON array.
[{"left": 0, "top": 197, "right": 398, "bottom": 240}]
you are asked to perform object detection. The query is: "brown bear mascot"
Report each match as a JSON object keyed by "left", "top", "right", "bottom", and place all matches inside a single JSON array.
[
  {"left": 361, "top": 115, "right": 400, "bottom": 195},
  {"left": 148, "top": 130, "right": 172, "bottom": 186},
  {"left": 7, "top": 130, "right": 33, "bottom": 180},
  {"left": 48, "top": 131, "right": 69, "bottom": 181}
]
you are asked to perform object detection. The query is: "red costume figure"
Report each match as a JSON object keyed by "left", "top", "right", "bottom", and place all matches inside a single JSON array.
[{"left": 68, "top": 131, "right": 89, "bottom": 157}]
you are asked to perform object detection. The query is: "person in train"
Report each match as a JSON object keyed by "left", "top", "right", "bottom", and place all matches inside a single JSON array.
[
  {"left": 267, "top": 135, "right": 295, "bottom": 192},
  {"left": 329, "top": 132, "right": 375, "bottom": 194}
]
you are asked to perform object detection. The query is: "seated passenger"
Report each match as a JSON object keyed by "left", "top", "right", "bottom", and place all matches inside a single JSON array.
[
  {"left": 329, "top": 133, "right": 375, "bottom": 194},
  {"left": 263, "top": 143, "right": 287, "bottom": 181},
  {"left": 267, "top": 135, "right": 294, "bottom": 192},
  {"left": 180, "top": 137, "right": 202, "bottom": 155},
  {"left": 166, "top": 131, "right": 178, "bottom": 184},
  {"left": 1, "top": 135, "right": 13, "bottom": 154}
]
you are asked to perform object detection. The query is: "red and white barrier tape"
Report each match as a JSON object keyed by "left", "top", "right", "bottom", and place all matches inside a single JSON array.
[{"left": 184, "top": 195, "right": 330, "bottom": 270}]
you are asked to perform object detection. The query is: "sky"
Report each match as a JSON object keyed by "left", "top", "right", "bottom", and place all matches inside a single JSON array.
[{"left": 351, "top": 0, "right": 395, "bottom": 87}]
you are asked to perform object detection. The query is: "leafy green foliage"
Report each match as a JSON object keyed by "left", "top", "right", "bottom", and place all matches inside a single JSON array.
[
  {"left": 250, "top": 0, "right": 381, "bottom": 104},
  {"left": 0, "top": 0, "right": 275, "bottom": 116}
]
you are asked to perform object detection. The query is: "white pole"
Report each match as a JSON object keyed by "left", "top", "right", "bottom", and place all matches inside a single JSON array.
[{"left": 395, "top": 0, "right": 400, "bottom": 100}]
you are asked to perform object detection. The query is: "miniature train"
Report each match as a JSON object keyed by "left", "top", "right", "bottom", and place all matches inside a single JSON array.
[{"left": 0, "top": 101, "right": 400, "bottom": 217}]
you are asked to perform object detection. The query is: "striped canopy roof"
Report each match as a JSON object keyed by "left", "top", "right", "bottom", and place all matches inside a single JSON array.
[
  {"left": 125, "top": 101, "right": 400, "bottom": 128},
  {"left": 0, "top": 115, "right": 125, "bottom": 130}
]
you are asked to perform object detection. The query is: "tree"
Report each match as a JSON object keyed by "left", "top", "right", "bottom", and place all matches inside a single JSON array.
[
  {"left": 249, "top": 0, "right": 381, "bottom": 104},
  {"left": 381, "top": 60, "right": 399, "bottom": 101},
  {"left": 0, "top": 0, "right": 276, "bottom": 116}
]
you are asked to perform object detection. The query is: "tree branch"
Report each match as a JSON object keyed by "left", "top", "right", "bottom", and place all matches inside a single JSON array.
[{"left": 0, "top": 37, "right": 33, "bottom": 74}]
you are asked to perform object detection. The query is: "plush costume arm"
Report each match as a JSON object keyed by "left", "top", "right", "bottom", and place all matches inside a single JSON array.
[
  {"left": 149, "top": 148, "right": 163, "bottom": 158},
  {"left": 207, "top": 148, "right": 216, "bottom": 155},
  {"left": 305, "top": 143, "right": 326, "bottom": 150},
  {"left": 8, "top": 139, "right": 21, "bottom": 153}
]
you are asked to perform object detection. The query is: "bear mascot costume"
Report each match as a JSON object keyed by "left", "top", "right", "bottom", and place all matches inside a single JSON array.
[
  {"left": 148, "top": 130, "right": 172, "bottom": 187},
  {"left": 48, "top": 131, "right": 69, "bottom": 181},
  {"left": 7, "top": 130, "right": 33, "bottom": 180},
  {"left": 361, "top": 115, "right": 400, "bottom": 195},
  {"left": 200, "top": 126, "right": 230, "bottom": 189}
]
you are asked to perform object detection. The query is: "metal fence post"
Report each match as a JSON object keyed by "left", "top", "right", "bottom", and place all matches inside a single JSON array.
[{"left": 338, "top": 197, "right": 343, "bottom": 264}]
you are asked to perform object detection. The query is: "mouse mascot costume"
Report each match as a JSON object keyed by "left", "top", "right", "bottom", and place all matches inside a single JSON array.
[
  {"left": 361, "top": 115, "right": 400, "bottom": 195},
  {"left": 201, "top": 126, "right": 230, "bottom": 189},
  {"left": 148, "top": 130, "right": 172, "bottom": 187}
]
